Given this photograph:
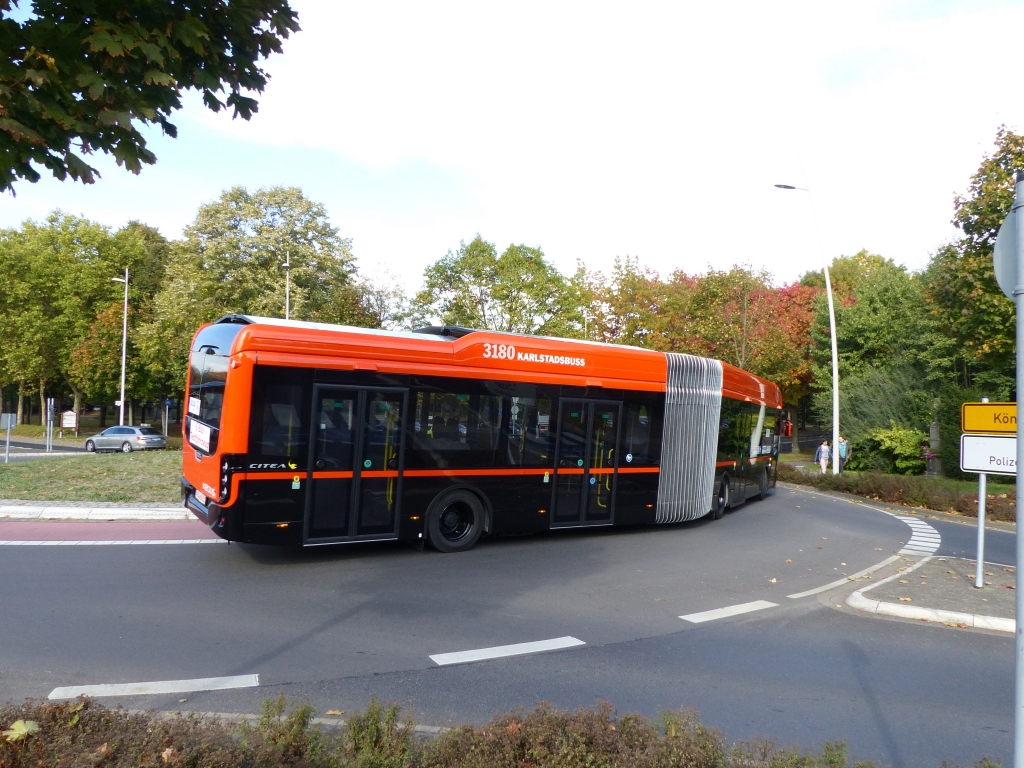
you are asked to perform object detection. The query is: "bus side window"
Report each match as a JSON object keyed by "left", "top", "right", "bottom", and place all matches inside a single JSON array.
[
  {"left": 623, "top": 401, "right": 658, "bottom": 466},
  {"left": 254, "top": 384, "right": 308, "bottom": 460},
  {"left": 507, "top": 396, "right": 553, "bottom": 466}
]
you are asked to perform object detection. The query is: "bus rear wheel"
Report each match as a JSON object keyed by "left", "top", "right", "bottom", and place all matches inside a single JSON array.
[
  {"left": 427, "top": 490, "right": 483, "bottom": 553},
  {"left": 712, "top": 479, "right": 729, "bottom": 520}
]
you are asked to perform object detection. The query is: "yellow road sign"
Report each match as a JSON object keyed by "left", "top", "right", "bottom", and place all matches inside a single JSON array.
[{"left": 961, "top": 402, "right": 1017, "bottom": 434}]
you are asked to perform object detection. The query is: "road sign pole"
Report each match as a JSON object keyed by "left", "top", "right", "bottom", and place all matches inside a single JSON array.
[
  {"left": 1013, "top": 170, "right": 1024, "bottom": 768},
  {"left": 975, "top": 398, "right": 989, "bottom": 590}
]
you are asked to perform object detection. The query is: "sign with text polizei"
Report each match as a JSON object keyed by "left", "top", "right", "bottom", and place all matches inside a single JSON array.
[
  {"left": 960, "top": 434, "right": 1017, "bottom": 476},
  {"left": 961, "top": 402, "right": 1017, "bottom": 434}
]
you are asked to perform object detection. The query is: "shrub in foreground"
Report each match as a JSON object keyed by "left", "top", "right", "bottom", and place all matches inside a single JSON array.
[{"left": 0, "top": 696, "right": 1003, "bottom": 768}]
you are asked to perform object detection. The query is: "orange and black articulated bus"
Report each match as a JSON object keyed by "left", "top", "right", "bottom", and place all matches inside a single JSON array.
[{"left": 181, "top": 316, "right": 784, "bottom": 552}]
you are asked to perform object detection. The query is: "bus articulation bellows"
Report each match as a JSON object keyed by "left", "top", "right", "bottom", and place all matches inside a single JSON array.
[{"left": 181, "top": 315, "right": 783, "bottom": 552}]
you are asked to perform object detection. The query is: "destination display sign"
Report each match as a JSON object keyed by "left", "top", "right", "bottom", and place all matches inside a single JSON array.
[
  {"left": 960, "top": 434, "right": 1017, "bottom": 476},
  {"left": 961, "top": 402, "right": 1017, "bottom": 434}
]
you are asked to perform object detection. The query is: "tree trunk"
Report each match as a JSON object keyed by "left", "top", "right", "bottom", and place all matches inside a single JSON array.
[
  {"left": 128, "top": 399, "right": 135, "bottom": 426},
  {"left": 17, "top": 382, "right": 24, "bottom": 425},
  {"left": 69, "top": 383, "right": 84, "bottom": 420},
  {"left": 99, "top": 404, "right": 107, "bottom": 428},
  {"left": 792, "top": 422, "right": 801, "bottom": 453},
  {"left": 39, "top": 378, "right": 46, "bottom": 427}
]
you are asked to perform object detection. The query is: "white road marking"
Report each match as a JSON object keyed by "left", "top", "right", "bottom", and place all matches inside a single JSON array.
[
  {"left": 896, "top": 515, "right": 941, "bottom": 556},
  {"left": 679, "top": 600, "right": 778, "bottom": 623},
  {"left": 0, "top": 539, "right": 225, "bottom": 546},
  {"left": 430, "top": 636, "right": 585, "bottom": 666},
  {"left": 787, "top": 555, "right": 900, "bottom": 599},
  {"left": 49, "top": 674, "right": 259, "bottom": 700}
]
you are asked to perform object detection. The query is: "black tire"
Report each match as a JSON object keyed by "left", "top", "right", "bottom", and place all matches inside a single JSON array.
[
  {"left": 756, "top": 469, "right": 768, "bottom": 501},
  {"left": 712, "top": 478, "right": 729, "bottom": 520},
  {"left": 427, "top": 490, "right": 484, "bottom": 553},
  {"left": 121, "top": 441, "right": 132, "bottom": 453},
  {"left": 85, "top": 440, "right": 95, "bottom": 453}
]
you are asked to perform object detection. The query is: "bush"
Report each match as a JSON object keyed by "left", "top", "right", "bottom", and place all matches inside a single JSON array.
[
  {"left": 779, "top": 463, "right": 1016, "bottom": 522},
  {"left": 8, "top": 696, "right": 1003, "bottom": 768}
]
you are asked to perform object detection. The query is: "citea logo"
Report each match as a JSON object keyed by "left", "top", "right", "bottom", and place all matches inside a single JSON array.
[{"left": 248, "top": 462, "right": 299, "bottom": 470}]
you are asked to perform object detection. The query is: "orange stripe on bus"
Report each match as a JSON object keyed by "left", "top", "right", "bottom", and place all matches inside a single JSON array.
[{"left": 239, "top": 466, "right": 664, "bottom": 482}]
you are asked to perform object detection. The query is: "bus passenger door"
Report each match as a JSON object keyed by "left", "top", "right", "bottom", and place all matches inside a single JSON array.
[
  {"left": 551, "top": 399, "right": 621, "bottom": 527},
  {"left": 306, "top": 387, "right": 406, "bottom": 542}
]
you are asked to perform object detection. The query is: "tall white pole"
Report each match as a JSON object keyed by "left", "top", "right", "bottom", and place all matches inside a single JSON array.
[
  {"left": 1011, "top": 170, "right": 1024, "bottom": 768},
  {"left": 116, "top": 268, "right": 129, "bottom": 426},
  {"left": 775, "top": 184, "right": 840, "bottom": 471},
  {"left": 975, "top": 396, "right": 989, "bottom": 590},
  {"left": 284, "top": 251, "right": 291, "bottom": 320}
]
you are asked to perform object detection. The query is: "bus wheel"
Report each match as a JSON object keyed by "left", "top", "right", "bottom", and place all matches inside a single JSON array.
[
  {"left": 712, "top": 479, "right": 729, "bottom": 520},
  {"left": 428, "top": 490, "right": 483, "bottom": 553},
  {"left": 756, "top": 470, "right": 768, "bottom": 501}
]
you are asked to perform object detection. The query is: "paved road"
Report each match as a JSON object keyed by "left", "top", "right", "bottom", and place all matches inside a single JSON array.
[
  {"left": 0, "top": 488, "right": 1012, "bottom": 766},
  {"left": 1, "top": 438, "right": 88, "bottom": 463}
]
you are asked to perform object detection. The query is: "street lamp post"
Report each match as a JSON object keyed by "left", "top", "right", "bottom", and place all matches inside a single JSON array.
[
  {"left": 111, "top": 268, "right": 129, "bottom": 426},
  {"left": 775, "top": 184, "right": 840, "bottom": 474},
  {"left": 284, "top": 251, "right": 291, "bottom": 320}
]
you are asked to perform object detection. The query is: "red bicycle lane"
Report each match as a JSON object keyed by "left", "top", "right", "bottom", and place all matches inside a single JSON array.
[{"left": 0, "top": 520, "right": 221, "bottom": 541}]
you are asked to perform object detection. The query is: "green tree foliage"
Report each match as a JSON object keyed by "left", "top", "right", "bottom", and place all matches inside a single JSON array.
[
  {"left": 922, "top": 126, "right": 1023, "bottom": 391},
  {"left": 0, "top": 0, "right": 299, "bottom": 192},
  {"left": 0, "top": 212, "right": 152, "bottom": 415},
  {"left": 412, "top": 235, "right": 568, "bottom": 334},
  {"left": 808, "top": 251, "right": 935, "bottom": 431},
  {"left": 139, "top": 185, "right": 363, "bottom": 392}
]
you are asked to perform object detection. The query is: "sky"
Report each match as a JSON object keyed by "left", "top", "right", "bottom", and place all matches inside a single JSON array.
[{"left": 3, "top": 0, "right": 1024, "bottom": 290}]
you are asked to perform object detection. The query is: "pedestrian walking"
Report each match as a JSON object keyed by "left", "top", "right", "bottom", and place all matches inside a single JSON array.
[
  {"left": 814, "top": 440, "right": 831, "bottom": 475},
  {"left": 837, "top": 435, "right": 849, "bottom": 474}
]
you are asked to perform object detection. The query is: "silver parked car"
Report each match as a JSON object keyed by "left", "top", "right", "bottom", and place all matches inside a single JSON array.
[{"left": 85, "top": 426, "right": 167, "bottom": 453}]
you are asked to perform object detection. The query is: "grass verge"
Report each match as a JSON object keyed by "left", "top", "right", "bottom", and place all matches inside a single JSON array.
[
  {"left": 0, "top": 450, "right": 181, "bottom": 504},
  {"left": 779, "top": 464, "right": 1016, "bottom": 522},
  {"left": 5, "top": 695, "right": 995, "bottom": 768}
]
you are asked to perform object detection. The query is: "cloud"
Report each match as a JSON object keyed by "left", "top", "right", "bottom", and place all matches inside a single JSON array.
[{"left": 3, "top": 0, "right": 1024, "bottom": 289}]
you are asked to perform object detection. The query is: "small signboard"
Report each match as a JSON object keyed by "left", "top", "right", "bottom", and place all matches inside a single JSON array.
[
  {"left": 960, "top": 433, "right": 1017, "bottom": 476},
  {"left": 961, "top": 402, "right": 1017, "bottom": 434},
  {"left": 0, "top": 413, "right": 14, "bottom": 430},
  {"left": 61, "top": 410, "right": 78, "bottom": 429}
]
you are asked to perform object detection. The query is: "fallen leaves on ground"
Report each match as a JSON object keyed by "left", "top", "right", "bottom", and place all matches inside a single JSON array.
[{"left": 899, "top": 597, "right": 912, "bottom": 602}]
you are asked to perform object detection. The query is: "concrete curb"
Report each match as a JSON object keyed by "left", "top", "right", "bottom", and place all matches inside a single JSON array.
[
  {"left": 1, "top": 505, "right": 190, "bottom": 521},
  {"left": 137, "top": 710, "right": 445, "bottom": 736},
  {"left": 844, "top": 555, "right": 1015, "bottom": 633}
]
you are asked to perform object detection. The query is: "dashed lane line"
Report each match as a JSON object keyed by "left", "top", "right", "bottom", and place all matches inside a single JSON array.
[
  {"left": 430, "top": 636, "right": 585, "bottom": 666},
  {"left": 679, "top": 600, "right": 778, "bottom": 624},
  {"left": 49, "top": 674, "right": 259, "bottom": 700}
]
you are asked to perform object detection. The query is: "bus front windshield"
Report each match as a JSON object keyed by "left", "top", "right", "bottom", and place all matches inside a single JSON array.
[{"left": 188, "top": 322, "right": 245, "bottom": 433}]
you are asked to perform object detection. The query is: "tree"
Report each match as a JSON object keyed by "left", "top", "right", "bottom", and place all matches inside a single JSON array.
[
  {"left": 921, "top": 126, "right": 1023, "bottom": 392},
  {"left": 1, "top": 0, "right": 299, "bottom": 193},
  {"left": 412, "top": 236, "right": 568, "bottom": 334},
  {"left": 139, "top": 185, "right": 358, "bottom": 393},
  {"left": 0, "top": 212, "right": 151, "bottom": 418},
  {"left": 807, "top": 251, "right": 935, "bottom": 432}
]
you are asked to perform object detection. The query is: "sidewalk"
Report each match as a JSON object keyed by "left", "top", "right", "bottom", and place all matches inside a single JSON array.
[
  {"left": 785, "top": 482, "right": 1017, "bottom": 634},
  {"left": 844, "top": 554, "right": 1015, "bottom": 633},
  {"left": 0, "top": 498, "right": 189, "bottom": 521}
]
